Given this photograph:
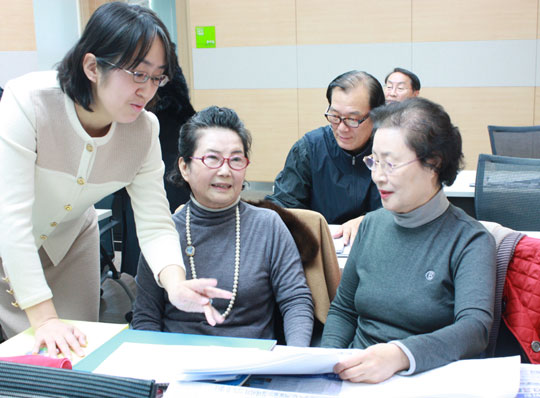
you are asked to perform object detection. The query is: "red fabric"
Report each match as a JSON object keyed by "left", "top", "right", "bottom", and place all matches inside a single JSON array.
[
  {"left": 503, "top": 236, "right": 540, "bottom": 363},
  {"left": 0, "top": 355, "right": 72, "bottom": 369}
]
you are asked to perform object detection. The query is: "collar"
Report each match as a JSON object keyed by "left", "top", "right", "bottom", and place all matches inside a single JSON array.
[
  {"left": 391, "top": 189, "right": 449, "bottom": 228},
  {"left": 190, "top": 195, "right": 241, "bottom": 213},
  {"left": 323, "top": 125, "right": 373, "bottom": 165}
]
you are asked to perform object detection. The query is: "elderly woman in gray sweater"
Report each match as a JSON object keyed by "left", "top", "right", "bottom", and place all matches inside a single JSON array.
[
  {"left": 322, "top": 97, "right": 495, "bottom": 382},
  {"left": 132, "top": 106, "right": 314, "bottom": 346}
]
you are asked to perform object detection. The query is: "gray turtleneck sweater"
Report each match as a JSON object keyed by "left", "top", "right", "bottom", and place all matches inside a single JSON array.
[
  {"left": 321, "top": 189, "right": 496, "bottom": 374},
  {"left": 132, "top": 198, "right": 314, "bottom": 346}
]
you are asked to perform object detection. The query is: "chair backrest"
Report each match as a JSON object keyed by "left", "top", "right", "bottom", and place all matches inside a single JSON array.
[
  {"left": 0, "top": 361, "right": 156, "bottom": 398},
  {"left": 286, "top": 208, "right": 341, "bottom": 324},
  {"left": 488, "top": 125, "right": 540, "bottom": 159},
  {"left": 475, "top": 154, "right": 540, "bottom": 231}
]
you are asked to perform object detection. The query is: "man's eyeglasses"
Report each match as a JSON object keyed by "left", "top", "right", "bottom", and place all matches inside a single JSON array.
[
  {"left": 363, "top": 155, "right": 419, "bottom": 174},
  {"left": 99, "top": 60, "right": 169, "bottom": 87},
  {"left": 324, "top": 113, "right": 369, "bottom": 128},
  {"left": 191, "top": 154, "right": 250, "bottom": 171}
]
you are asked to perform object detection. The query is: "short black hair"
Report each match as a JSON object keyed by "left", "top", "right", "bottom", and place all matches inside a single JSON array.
[
  {"left": 384, "top": 68, "right": 421, "bottom": 91},
  {"left": 57, "top": 2, "right": 177, "bottom": 111},
  {"left": 168, "top": 106, "right": 252, "bottom": 190},
  {"left": 370, "top": 97, "right": 463, "bottom": 186},
  {"left": 326, "top": 70, "right": 385, "bottom": 111}
]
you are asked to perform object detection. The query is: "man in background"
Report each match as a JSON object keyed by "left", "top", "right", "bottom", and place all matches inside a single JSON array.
[
  {"left": 384, "top": 67, "right": 421, "bottom": 103},
  {"left": 266, "top": 70, "right": 384, "bottom": 244}
]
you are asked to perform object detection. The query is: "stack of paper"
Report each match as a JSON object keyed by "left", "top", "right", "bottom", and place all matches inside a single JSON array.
[
  {"left": 164, "top": 356, "right": 522, "bottom": 398},
  {"left": 93, "top": 344, "right": 357, "bottom": 383}
]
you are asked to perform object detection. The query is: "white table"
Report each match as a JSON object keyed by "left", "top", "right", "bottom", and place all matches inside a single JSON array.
[
  {"left": 96, "top": 208, "right": 112, "bottom": 222},
  {"left": 443, "top": 170, "right": 476, "bottom": 198},
  {"left": 523, "top": 231, "right": 540, "bottom": 239},
  {"left": 443, "top": 170, "right": 476, "bottom": 216}
]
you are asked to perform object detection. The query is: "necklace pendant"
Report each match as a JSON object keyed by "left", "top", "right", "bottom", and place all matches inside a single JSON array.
[{"left": 185, "top": 245, "right": 195, "bottom": 257}]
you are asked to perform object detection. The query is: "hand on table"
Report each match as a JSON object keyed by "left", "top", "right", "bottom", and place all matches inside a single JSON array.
[
  {"left": 32, "top": 318, "right": 86, "bottom": 359},
  {"left": 333, "top": 343, "right": 410, "bottom": 384},
  {"left": 159, "top": 265, "right": 233, "bottom": 326},
  {"left": 332, "top": 216, "right": 364, "bottom": 246}
]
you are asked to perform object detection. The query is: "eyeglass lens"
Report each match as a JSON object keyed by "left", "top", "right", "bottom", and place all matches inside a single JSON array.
[
  {"left": 200, "top": 154, "right": 249, "bottom": 170},
  {"left": 325, "top": 114, "right": 364, "bottom": 128}
]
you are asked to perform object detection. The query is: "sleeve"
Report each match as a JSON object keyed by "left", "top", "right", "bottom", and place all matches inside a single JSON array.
[
  {"left": 397, "top": 229, "right": 496, "bottom": 375},
  {"left": 131, "top": 254, "right": 166, "bottom": 331},
  {"left": 320, "top": 230, "right": 364, "bottom": 348},
  {"left": 268, "top": 212, "right": 314, "bottom": 347},
  {"left": 265, "top": 138, "right": 312, "bottom": 209},
  {"left": 0, "top": 78, "right": 52, "bottom": 309},
  {"left": 125, "top": 112, "right": 185, "bottom": 284}
]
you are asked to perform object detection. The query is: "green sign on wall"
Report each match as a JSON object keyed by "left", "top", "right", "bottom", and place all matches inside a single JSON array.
[{"left": 195, "top": 26, "right": 216, "bottom": 48}]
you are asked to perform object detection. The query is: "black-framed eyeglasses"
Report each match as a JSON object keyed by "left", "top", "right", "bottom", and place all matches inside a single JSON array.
[
  {"left": 363, "top": 155, "right": 419, "bottom": 175},
  {"left": 324, "top": 113, "right": 369, "bottom": 128},
  {"left": 99, "top": 60, "right": 169, "bottom": 87},
  {"left": 191, "top": 154, "right": 250, "bottom": 171}
]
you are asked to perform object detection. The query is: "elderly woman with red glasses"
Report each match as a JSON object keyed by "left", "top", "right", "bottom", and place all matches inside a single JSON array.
[
  {"left": 322, "top": 97, "right": 496, "bottom": 383},
  {"left": 132, "top": 106, "right": 314, "bottom": 346}
]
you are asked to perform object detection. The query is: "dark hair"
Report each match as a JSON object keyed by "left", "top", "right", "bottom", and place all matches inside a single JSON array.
[
  {"left": 147, "top": 62, "right": 195, "bottom": 120},
  {"left": 384, "top": 67, "right": 421, "bottom": 91},
  {"left": 370, "top": 97, "right": 463, "bottom": 186},
  {"left": 326, "top": 70, "right": 385, "bottom": 111},
  {"left": 57, "top": 2, "right": 177, "bottom": 111},
  {"left": 168, "top": 106, "right": 253, "bottom": 190},
  {"left": 0, "top": 86, "right": 3, "bottom": 100}
]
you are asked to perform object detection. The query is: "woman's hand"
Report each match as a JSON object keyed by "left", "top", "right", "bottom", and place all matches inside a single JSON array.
[
  {"left": 33, "top": 319, "right": 87, "bottom": 359},
  {"left": 26, "top": 300, "right": 86, "bottom": 359},
  {"left": 159, "top": 265, "right": 233, "bottom": 326},
  {"left": 332, "top": 216, "right": 364, "bottom": 246},
  {"left": 334, "top": 343, "right": 410, "bottom": 384}
]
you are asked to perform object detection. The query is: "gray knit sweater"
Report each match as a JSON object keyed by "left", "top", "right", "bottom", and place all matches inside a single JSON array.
[
  {"left": 132, "top": 198, "right": 314, "bottom": 346},
  {"left": 321, "top": 190, "right": 496, "bottom": 374}
]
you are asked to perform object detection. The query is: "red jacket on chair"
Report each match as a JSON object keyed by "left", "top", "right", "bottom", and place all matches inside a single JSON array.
[{"left": 503, "top": 236, "right": 540, "bottom": 363}]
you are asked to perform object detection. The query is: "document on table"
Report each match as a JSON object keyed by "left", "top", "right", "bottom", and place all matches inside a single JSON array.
[
  {"left": 338, "top": 355, "right": 521, "bottom": 398},
  {"left": 164, "top": 356, "right": 522, "bottom": 398},
  {"left": 164, "top": 381, "right": 337, "bottom": 398},
  {"left": 92, "top": 343, "right": 357, "bottom": 384},
  {"left": 328, "top": 224, "right": 351, "bottom": 258},
  {"left": 518, "top": 363, "right": 540, "bottom": 398}
]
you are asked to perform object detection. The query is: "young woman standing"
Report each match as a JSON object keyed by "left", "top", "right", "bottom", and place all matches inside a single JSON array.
[{"left": 0, "top": 2, "right": 230, "bottom": 357}]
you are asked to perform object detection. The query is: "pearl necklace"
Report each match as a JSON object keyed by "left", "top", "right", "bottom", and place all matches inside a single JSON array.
[{"left": 185, "top": 204, "right": 240, "bottom": 319}]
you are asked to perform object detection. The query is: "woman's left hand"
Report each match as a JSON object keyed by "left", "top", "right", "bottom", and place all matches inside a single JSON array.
[
  {"left": 159, "top": 265, "right": 233, "bottom": 326},
  {"left": 333, "top": 343, "right": 410, "bottom": 384}
]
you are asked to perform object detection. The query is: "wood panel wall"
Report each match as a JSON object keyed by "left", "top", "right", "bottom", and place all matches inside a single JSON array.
[
  {"left": 1, "top": 0, "right": 36, "bottom": 51},
  {"left": 177, "top": 0, "right": 540, "bottom": 181},
  {"left": 79, "top": 0, "right": 120, "bottom": 31}
]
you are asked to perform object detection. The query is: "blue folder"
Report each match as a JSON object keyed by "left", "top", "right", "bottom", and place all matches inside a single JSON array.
[{"left": 74, "top": 329, "right": 276, "bottom": 384}]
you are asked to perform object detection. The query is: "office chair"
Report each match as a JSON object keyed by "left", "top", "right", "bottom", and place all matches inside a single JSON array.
[
  {"left": 0, "top": 361, "right": 156, "bottom": 398},
  {"left": 487, "top": 125, "right": 540, "bottom": 159},
  {"left": 245, "top": 201, "right": 341, "bottom": 346},
  {"left": 475, "top": 154, "right": 540, "bottom": 231},
  {"left": 95, "top": 193, "right": 136, "bottom": 313}
]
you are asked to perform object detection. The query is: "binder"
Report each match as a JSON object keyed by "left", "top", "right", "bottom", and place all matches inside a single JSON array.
[{"left": 74, "top": 329, "right": 277, "bottom": 385}]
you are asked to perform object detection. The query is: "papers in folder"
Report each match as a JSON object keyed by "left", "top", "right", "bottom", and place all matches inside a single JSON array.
[
  {"left": 93, "top": 343, "right": 357, "bottom": 383},
  {"left": 164, "top": 356, "right": 523, "bottom": 398}
]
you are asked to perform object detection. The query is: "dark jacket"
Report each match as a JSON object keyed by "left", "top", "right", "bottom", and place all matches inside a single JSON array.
[{"left": 266, "top": 125, "right": 381, "bottom": 224}]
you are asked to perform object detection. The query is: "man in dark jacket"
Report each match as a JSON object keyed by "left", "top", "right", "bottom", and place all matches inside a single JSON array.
[{"left": 266, "top": 70, "right": 384, "bottom": 244}]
